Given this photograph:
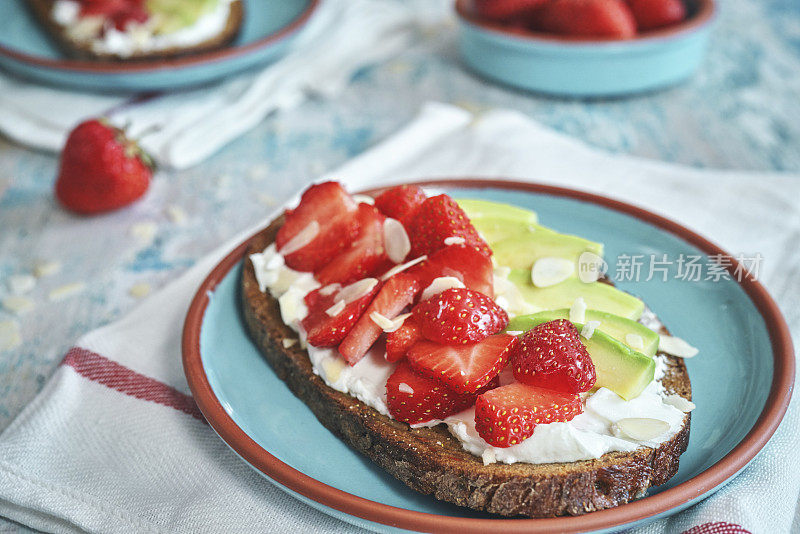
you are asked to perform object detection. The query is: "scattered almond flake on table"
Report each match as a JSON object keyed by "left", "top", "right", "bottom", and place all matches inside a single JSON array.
[
  {"left": 128, "top": 282, "right": 152, "bottom": 299},
  {"left": 662, "top": 394, "right": 696, "bottom": 412},
  {"left": 659, "top": 335, "right": 699, "bottom": 358},
  {"left": 613, "top": 418, "right": 670, "bottom": 441},
  {"left": 0, "top": 320, "right": 22, "bottom": 351},
  {"left": 256, "top": 193, "right": 277, "bottom": 207},
  {"left": 443, "top": 236, "right": 465, "bottom": 246},
  {"left": 531, "top": 257, "right": 574, "bottom": 288},
  {"left": 2, "top": 296, "right": 35, "bottom": 315},
  {"left": 421, "top": 276, "right": 465, "bottom": 301},
  {"left": 165, "top": 205, "right": 187, "bottom": 225},
  {"left": 383, "top": 218, "right": 411, "bottom": 263},
  {"left": 279, "top": 221, "right": 319, "bottom": 255},
  {"left": 325, "top": 300, "right": 346, "bottom": 317},
  {"left": 626, "top": 333, "right": 645, "bottom": 351},
  {"left": 7, "top": 274, "right": 36, "bottom": 295},
  {"left": 581, "top": 320, "right": 602, "bottom": 339},
  {"left": 370, "top": 311, "right": 396, "bottom": 331},
  {"left": 33, "top": 260, "right": 61, "bottom": 278},
  {"left": 569, "top": 297, "right": 587, "bottom": 324},
  {"left": 49, "top": 282, "right": 86, "bottom": 301},
  {"left": 282, "top": 338, "right": 298, "bottom": 349},
  {"left": 398, "top": 382, "right": 414, "bottom": 394},
  {"left": 129, "top": 222, "right": 158, "bottom": 246},
  {"left": 352, "top": 194, "right": 375, "bottom": 205}
]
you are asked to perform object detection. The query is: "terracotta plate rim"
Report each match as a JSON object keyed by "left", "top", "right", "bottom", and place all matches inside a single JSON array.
[
  {"left": 182, "top": 178, "right": 794, "bottom": 534},
  {"left": 0, "top": 0, "right": 319, "bottom": 73}
]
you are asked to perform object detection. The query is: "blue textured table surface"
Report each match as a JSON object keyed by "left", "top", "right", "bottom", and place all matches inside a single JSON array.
[{"left": 0, "top": 0, "right": 799, "bottom": 531}]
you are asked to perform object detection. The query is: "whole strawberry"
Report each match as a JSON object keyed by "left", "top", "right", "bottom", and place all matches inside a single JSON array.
[
  {"left": 533, "top": 0, "right": 637, "bottom": 39},
  {"left": 510, "top": 319, "right": 597, "bottom": 393},
  {"left": 626, "top": 0, "right": 686, "bottom": 31},
  {"left": 55, "top": 119, "right": 153, "bottom": 215},
  {"left": 470, "top": 0, "right": 550, "bottom": 22},
  {"left": 413, "top": 288, "right": 508, "bottom": 345}
]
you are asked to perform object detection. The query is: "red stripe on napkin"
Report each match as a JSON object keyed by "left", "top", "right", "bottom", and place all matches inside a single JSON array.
[
  {"left": 63, "top": 347, "right": 205, "bottom": 422},
  {"left": 682, "top": 522, "right": 752, "bottom": 534}
]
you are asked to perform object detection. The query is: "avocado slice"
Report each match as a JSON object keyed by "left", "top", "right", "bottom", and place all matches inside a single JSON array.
[
  {"left": 457, "top": 199, "right": 539, "bottom": 244},
  {"left": 491, "top": 226, "right": 604, "bottom": 271},
  {"left": 506, "top": 269, "right": 645, "bottom": 320},
  {"left": 146, "top": 0, "right": 218, "bottom": 34},
  {"left": 511, "top": 309, "right": 659, "bottom": 357},
  {"left": 507, "top": 314, "right": 655, "bottom": 400}
]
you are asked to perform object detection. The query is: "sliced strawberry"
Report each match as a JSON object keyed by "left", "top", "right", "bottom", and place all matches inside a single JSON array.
[
  {"left": 474, "top": 383, "right": 582, "bottom": 447},
  {"left": 470, "top": 0, "right": 550, "bottom": 21},
  {"left": 533, "top": 0, "right": 637, "bottom": 39},
  {"left": 385, "top": 316, "right": 422, "bottom": 362},
  {"left": 373, "top": 185, "right": 427, "bottom": 226},
  {"left": 338, "top": 273, "right": 421, "bottom": 365},
  {"left": 406, "top": 333, "right": 517, "bottom": 394},
  {"left": 387, "top": 361, "right": 499, "bottom": 425},
  {"left": 301, "top": 279, "right": 381, "bottom": 348},
  {"left": 626, "top": 0, "right": 686, "bottom": 31},
  {"left": 315, "top": 203, "right": 388, "bottom": 286},
  {"left": 510, "top": 319, "right": 597, "bottom": 393},
  {"left": 276, "top": 182, "right": 360, "bottom": 272},
  {"left": 406, "top": 195, "right": 491, "bottom": 259},
  {"left": 413, "top": 288, "right": 508, "bottom": 345},
  {"left": 406, "top": 245, "right": 494, "bottom": 298}
]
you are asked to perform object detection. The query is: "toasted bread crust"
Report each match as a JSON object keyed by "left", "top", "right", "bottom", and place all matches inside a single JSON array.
[
  {"left": 240, "top": 218, "right": 691, "bottom": 518},
  {"left": 27, "top": 0, "right": 243, "bottom": 62}
]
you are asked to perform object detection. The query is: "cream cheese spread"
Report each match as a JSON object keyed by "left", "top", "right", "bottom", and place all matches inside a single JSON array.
[
  {"left": 250, "top": 243, "right": 690, "bottom": 465},
  {"left": 52, "top": 0, "right": 234, "bottom": 58}
]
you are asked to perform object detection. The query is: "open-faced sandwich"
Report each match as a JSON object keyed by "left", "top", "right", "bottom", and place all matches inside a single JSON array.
[
  {"left": 27, "top": 0, "right": 243, "bottom": 61},
  {"left": 241, "top": 181, "right": 698, "bottom": 517}
]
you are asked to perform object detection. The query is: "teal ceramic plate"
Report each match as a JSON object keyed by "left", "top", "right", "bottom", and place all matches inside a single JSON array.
[
  {"left": 0, "top": 0, "right": 318, "bottom": 92},
  {"left": 455, "top": 0, "right": 716, "bottom": 97},
  {"left": 183, "top": 180, "right": 794, "bottom": 533}
]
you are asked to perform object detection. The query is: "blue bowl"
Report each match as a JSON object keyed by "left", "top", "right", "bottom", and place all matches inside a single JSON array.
[{"left": 455, "top": 0, "right": 716, "bottom": 97}]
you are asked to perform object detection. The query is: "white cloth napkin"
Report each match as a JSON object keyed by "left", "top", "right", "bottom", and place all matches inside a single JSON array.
[
  {"left": 0, "top": 0, "right": 414, "bottom": 169},
  {"left": 1, "top": 102, "right": 798, "bottom": 534}
]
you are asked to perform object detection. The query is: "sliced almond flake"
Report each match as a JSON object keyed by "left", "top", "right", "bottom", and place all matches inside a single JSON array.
[
  {"left": 421, "top": 276, "right": 465, "bottom": 301},
  {"left": 581, "top": 320, "right": 602, "bottom": 339},
  {"left": 444, "top": 236, "right": 466, "bottom": 246},
  {"left": 578, "top": 251, "right": 606, "bottom": 283},
  {"left": 482, "top": 448, "right": 497, "bottom": 466},
  {"left": 336, "top": 278, "right": 378, "bottom": 304},
  {"left": 352, "top": 194, "right": 375, "bottom": 205},
  {"left": 319, "top": 283, "right": 341, "bottom": 296},
  {"left": 505, "top": 330, "right": 523, "bottom": 336},
  {"left": 129, "top": 221, "right": 158, "bottom": 246},
  {"left": 165, "top": 205, "right": 187, "bottom": 225},
  {"left": 662, "top": 394, "right": 696, "bottom": 412},
  {"left": 613, "top": 418, "right": 670, "bottom": 441},
  {"left": 278, "top": 221, "right": 319, "bottom": 255},
  {"left": 569, "top": 297, "right": 587, "bottom": 324},
  {"left": 385, "top": 313, "right": 412, "bottom": 333},
  {"left": 398, "top": 382, "right": 414, "bottom": 394},
  {"left": 626, "top": 333, "right": 645, "bottom": 351},
  {"left": 2, "top": 296, "right": 34, "bottom": 315},
  {"left": 128, "top": 282, "right": 152, "bottom": 299},
  {"left": 0, "top": 320, "right": 22, "bottom": 351},
  {"left": 282, "top": 338, "right": 298, "bottom": 349},
  {"left": 33, "top": 260, "right": 61, "bottom": 278},
  {"left": 658, "top": 335, "right": 699, "bottom": 358},
  {"left": 370, "top": 311, "right": 396, "bottom": 331},
  {"left": 49, "top": 282, "right": 85, "bottom": 301},
  {"left": 383, "top": 218, "right": 411, "bottom": 264},
  {"left": 325, "top": 299, "right": 346, "bottom": 317},
  {"left": 322, "top": 357, "right": 346, "bottom": 383},
  {"left": 531, "top": 257, "right": 574, "bottom": 288},
  {"left": 7, "top": 274, "right": 36, "bottom": 295},
  {"left": 380, "top": 255, "right": 427, "bottom": 281}
]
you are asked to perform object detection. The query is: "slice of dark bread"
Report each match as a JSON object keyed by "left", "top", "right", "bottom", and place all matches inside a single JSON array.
[
  {"left": 27, "top": 0, "right": 243, "bottom": 62},
  {"left": 240, "top": 216, "right": 692, "bottom": 518}
]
